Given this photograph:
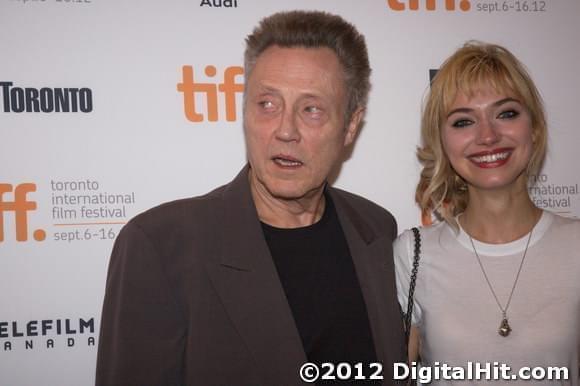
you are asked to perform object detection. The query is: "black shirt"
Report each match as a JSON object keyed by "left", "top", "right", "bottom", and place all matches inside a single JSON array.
[{"left": 261, "top": 194, "right": 379, "bottom": 384}]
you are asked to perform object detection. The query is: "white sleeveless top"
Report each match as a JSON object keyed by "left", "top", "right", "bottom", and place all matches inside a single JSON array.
[{"left": 394, "top": 211, "right": 580, "bottom": 385}]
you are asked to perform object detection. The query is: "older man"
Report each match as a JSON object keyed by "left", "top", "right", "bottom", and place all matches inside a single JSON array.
[{"left": 96, "top": 10, "right": 405, "bottom": 386}]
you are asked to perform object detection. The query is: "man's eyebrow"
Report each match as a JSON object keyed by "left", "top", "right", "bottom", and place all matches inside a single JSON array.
[{"left": 253, "top": 84, "right": 278, "bottom": 93}]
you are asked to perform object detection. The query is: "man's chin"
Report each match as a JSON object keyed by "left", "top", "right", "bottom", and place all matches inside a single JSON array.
[
  {"left": 265, "top": 182, "right": 325, "bottom": 202},
  {"left": 267, "top": 186, "right": 309, "bottom": 201},
  {"left": 248, "top": 170, "right": 325, "bottom": 202}
]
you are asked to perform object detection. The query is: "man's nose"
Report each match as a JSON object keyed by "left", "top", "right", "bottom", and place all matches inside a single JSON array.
[{"left": 275, "top": 108, "right": 301, "bottom": 142}]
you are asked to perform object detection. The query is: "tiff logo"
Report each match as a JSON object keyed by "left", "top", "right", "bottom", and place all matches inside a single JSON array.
[
  {"left": 0, "top": 183, "right": 45, "bottom": 242},
  {"left": 177, "top": 65, "right": 244, "bottom": 123},
  {"left": 387, "top": 0, "right": 471, "bottom": 11}
]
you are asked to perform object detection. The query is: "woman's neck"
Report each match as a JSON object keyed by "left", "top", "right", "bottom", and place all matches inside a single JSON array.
[{"left": 459, "top": 185, "right": 542, "bottom": 244}]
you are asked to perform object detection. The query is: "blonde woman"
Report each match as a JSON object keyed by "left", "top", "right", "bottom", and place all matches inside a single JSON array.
[{"left": 394, "top": 42, "right": 580, "bottom": 384}]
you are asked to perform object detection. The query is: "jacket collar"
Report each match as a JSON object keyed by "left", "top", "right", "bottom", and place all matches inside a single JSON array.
[{"left": 217, "top": 165, "right": 378, "bottom": 270}]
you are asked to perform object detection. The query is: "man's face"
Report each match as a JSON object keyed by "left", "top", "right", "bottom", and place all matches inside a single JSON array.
[{"left": 243, "top": 46, "right": 361, "bottom": 202}]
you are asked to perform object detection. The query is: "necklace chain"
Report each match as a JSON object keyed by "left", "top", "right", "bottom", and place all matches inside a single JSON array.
[{"left": 468, "top": 228, "right": 534, "bottom": 318}]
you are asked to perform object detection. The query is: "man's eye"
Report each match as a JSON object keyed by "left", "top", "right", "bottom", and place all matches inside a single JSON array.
[
  {"left": 451, "top": 119, "right": 473, "bottom": 128},
  {"left": 305, "top": 106, "right": 321, "bottom": 114},
  {"left": 259, "top": 100, "right": 274, "bottom": 109},
  {"left": 498, "top": 110, "right": 519, "bottom": 119}
]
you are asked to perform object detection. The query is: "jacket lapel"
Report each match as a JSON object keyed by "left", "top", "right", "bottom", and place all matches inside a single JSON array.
[
  {"left": 329, "top": 188, "right": 405, "bottom": 384},
  {"left": 205, "top": 166, "right": 307, "bottom": 384}
]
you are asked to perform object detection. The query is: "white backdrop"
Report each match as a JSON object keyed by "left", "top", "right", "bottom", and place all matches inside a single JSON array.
[{"left": 1, "top": 1, "right": 579, "bottom": 385}]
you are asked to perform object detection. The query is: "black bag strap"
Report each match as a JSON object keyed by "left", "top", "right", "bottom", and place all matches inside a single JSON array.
[{"left": 404, "top": 227, "right": 422, "bottom": 344}]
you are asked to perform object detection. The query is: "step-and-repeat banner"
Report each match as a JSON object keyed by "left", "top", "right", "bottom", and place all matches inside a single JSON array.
[{"left": 1, "top": 0, "right": 579, "bottom": 385}]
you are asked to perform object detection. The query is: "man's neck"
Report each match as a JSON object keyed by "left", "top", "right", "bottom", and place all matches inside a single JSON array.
[{"left": 250, "top": 176, "right": 327, "bottom": 229}]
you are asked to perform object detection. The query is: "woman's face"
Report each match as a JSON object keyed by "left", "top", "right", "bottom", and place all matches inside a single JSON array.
[{"left": 442, "top": 86, "right": 534, "bottom": 192}]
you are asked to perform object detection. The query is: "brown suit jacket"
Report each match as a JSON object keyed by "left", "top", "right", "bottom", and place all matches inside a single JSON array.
[{"left": 96, "top": 166, "right": 405, "bottom": 386}]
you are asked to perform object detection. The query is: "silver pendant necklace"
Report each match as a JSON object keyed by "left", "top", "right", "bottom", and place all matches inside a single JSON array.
[{"left": 468, "top": 227, "right": 534, "bottom": 337}]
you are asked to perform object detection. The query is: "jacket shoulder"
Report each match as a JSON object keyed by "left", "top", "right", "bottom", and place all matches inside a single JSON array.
[
  {"left": 123, "top": 182, "right": 229, "bottom": 244},
  {"left": 129, "top": 185, "right": 227, "bottom": 229},
  {"left": 330, "top": 187, "right": 397, "bottom": 237}
]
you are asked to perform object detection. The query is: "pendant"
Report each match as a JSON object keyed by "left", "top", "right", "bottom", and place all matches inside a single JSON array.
[{"left": 498, "top": 318, "right": 511, "bottom": 337}]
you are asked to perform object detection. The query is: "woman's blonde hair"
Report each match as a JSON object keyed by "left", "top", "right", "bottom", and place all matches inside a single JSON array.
[{"left": 416, "top": 41, "right": 547, "bottom": 227}]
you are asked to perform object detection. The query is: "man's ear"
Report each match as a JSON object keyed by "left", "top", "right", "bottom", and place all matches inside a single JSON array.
[{"left": 344, "top": 107, "right": 364, "bottom": 146}]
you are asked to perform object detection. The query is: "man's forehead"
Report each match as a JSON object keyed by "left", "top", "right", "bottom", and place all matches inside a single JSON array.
[
  {"left": 253, "top": 45, "right": 341, "bottom": 72},
  {"left": 247, "top": 47, "right": 345, "bottom": 93}
]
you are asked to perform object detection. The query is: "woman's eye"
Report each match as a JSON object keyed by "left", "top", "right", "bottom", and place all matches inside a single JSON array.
[
  {"left": 498, "top": 110, "right": 520, "bottom": 119},
  {"left": 451, "top": 119, "right": 473, "bottom": 128}
]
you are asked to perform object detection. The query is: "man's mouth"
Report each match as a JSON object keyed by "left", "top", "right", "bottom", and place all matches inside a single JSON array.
[{"left": 272, "top": 155, "right": 303, "bottom": 167}]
